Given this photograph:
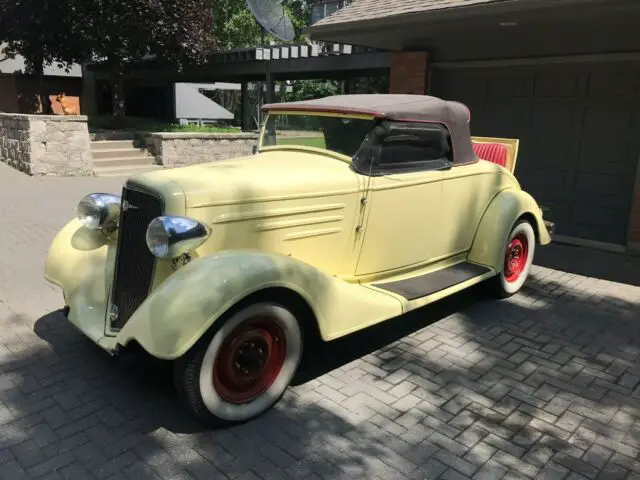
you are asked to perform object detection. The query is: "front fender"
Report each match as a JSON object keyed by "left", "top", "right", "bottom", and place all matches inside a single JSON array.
[
  {"left": 115, "top": 251, "right": 403, "bottom": 360},
  {"left": 44, "top": 219, "right": 117, "bottom": 345},
  {"left": 467, "top": 188, "right": 551, "bottom": 271},
  {"left": 45, "top": 219, "right": 113, "bottom": 291}
]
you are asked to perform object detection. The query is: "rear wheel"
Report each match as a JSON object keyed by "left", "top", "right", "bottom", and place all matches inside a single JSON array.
[
  {"left": 174, "top": 302, "right": 302, "bottom": 427},
  {"left": 490, "top": 220, "right": 536, "bottom": 298}
]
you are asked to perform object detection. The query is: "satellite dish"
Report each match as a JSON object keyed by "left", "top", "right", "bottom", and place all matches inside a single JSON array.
[{"left": 246, "top": 0, "right": 296, "bottom": 43}]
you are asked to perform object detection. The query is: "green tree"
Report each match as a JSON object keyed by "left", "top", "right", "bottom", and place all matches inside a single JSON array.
[
  {"left": 0, "top": 0, "right": 88, "bottom": 112},
  {"left": 283, "top": 79, "right": 340, "bottom": 102},
  {"left": 282, "top": 0, "right": 312, "bottom": 40},
  {"left": 213, "top": 0, "right": 263, "bottom": 49},
  {"left": 70, "top": 0, "right": 216, "bottom": 120}
]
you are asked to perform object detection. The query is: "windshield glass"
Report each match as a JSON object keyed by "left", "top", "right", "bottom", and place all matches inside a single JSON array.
[{"left": 261, "top": 113, "right": 376, "bottom": 158}]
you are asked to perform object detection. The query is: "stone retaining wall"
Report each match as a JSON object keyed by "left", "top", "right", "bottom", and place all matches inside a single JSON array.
[
  {"left": 145, "top": 132, "right": 258, "bottom": 168},
  {"left": 0, "top": 113, "right": 92, "bottom": 175}
]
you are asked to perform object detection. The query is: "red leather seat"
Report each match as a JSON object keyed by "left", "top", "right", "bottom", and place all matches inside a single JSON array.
[{"left": 472, "top": 142, "right": 508, "bottom": 167}]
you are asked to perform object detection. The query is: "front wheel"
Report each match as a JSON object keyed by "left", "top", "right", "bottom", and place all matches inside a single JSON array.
[
  {"left": 490, "top": 220, "right": 536, "bottom": 298},
  {"left": 174, "top": 302, "right": 303, "bottom": 427}
]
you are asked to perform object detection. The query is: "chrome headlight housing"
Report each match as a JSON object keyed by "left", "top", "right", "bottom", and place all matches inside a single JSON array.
[
  {"left": 145, "top": 215, "right": 211, "bottom": 259},
  {"left": 77, "top": 193, "right": 121, "bottom": 231}
]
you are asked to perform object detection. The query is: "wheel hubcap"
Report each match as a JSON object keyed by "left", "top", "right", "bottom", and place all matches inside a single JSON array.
[
  {"left": 212, "top": 316, "right": 286, "bottom": 404},
  {"left": 504, "top": 234, "right": 529, "bottom": 283}
]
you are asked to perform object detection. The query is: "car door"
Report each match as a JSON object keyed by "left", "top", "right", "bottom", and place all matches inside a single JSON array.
[
  {"left": 355, "top": 122, "right": 451, "bottom": 277},
  {"left": 435, "top": 138, "right": 520, "bottom": 257},
  {"left": 436, "top": 164, "right": 498, "bottom": 257}
]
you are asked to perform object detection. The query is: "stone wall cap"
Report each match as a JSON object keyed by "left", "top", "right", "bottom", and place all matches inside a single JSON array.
[
  {"left": 150, "top": 132, "right": 258, "bottom": 140},
  {"left": 0, "top": 113, "right": 88, "bottom": 121}
]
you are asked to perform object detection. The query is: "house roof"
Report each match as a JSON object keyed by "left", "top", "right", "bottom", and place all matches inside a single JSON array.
[{"left": 312, "top": 0, "right": 505, "bottom": 27}]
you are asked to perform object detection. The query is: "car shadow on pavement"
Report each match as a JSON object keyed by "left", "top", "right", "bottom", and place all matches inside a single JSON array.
[
  {"left": 534, "top": 242, "right": 640, "bottom": 287},
  {"left": 4, "top": 268, "right": 637, "bottom": 479},
  {"left": 6, "top": 308, "right": 436, "bottom": 478},
  {"left": 31, "top": 309, "right": 205, "bottom": 433},
  {"left": 294, "top": 285, "right": 489, "bottom": 384}
]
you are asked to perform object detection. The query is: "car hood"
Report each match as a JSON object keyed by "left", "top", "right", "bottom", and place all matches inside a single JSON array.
[{"left": 128, "top": 149, "right": 361, "bottom": 209}]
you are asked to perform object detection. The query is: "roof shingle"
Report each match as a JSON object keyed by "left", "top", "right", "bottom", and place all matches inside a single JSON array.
[{"left": 313, "top": 0, "right": 504, "bottom": 27}]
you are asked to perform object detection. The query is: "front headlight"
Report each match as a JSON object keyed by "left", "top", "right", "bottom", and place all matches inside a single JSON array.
[
  {"left": 77, "top": 193, "right": 121, "bottom": 231},
  {"left": 145, "top": 215, "right": 211, "bottom": 259}
]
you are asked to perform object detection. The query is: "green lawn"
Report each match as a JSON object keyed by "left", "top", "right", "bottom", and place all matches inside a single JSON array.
[
  {"left": 163, "top": 124, "right": 240, "bottom": 133},
  {"left": 278, "top": 137, "right": 326, "bottom": 149}
]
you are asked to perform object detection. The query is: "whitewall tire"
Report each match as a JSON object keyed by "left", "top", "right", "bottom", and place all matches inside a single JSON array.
[
  {"left": 175, "top": 302, "right": 303, "bottom": 426},
  {"left": 491, "top": 220, "right": 536, "bottom": 298}
]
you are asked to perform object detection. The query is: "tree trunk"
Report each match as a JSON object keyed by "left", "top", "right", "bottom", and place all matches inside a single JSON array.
[
  {"left": 26, "top": 54, "right": 49, "bottom": 114},
  {"left": 110, "top": 67, "right": 126, "bottom": 123}
]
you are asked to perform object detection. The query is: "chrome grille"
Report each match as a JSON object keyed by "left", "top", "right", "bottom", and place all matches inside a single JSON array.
[{"left": 109, "top": 182, "right": 164, "bottom": 330}]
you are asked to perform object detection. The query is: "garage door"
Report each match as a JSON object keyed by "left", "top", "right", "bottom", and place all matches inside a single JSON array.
[{"left": 431, "top": 61, "right": 640, "bottom": 245}]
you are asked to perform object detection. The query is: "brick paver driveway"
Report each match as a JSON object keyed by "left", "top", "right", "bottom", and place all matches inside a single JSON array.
[{"left": 1, "top": 162, "right": 639, "bottom": 480}]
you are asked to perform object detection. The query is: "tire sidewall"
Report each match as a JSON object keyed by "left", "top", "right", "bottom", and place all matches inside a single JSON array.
[
  {"left": 197, "top": 302, "right": 302, "bottom": 423},
  {"left": 500, "top": 221, "right": 535, "bottom": 295}
]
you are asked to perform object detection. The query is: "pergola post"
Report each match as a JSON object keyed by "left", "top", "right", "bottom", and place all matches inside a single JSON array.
[
  {"left": 240, "top": 82, "right": 251, "bottom": 131},
  {"left": 265, "top": 61, "right": 275, "bottom": 104},
  {"left": 344, "top": 78, "right": 356, "bottom": 94}
]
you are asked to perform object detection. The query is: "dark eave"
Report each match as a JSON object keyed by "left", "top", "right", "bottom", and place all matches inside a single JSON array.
[
  {"left": 307, "top": 0, "right": 629, "bottom": 49},
  {"left": 86, "top": 43, "right": 390, "bottom": 83}
]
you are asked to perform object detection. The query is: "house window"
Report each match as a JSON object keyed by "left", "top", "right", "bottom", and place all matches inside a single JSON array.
[{"left": 310, "top": 1, "right": 349, "bottom": 25}]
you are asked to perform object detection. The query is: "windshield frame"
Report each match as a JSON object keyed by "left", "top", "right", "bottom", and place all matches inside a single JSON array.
[{"left": 258, "top": 110, "right": 377, "bottom": 163}]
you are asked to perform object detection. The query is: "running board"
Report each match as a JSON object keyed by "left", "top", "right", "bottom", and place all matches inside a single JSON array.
[{"left": 372, "top": 262, "right": 492, "bottom": 300}]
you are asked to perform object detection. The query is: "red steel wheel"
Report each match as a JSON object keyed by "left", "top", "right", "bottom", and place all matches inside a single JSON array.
[
  {"left": 175, "top": 302, "right": 303, "bottom": 426},
  {"left": 503, "top": 233, "right": 529, "bottom": 283},
  {"left": 212, "top": 317, "right": 287, "bottom": 404},
  {"left": 490, "top": 220, "right": 536, "bottom": 298}
]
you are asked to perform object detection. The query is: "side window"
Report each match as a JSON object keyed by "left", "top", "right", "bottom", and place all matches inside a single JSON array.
[
  {"left": 376, "top": 122, "right": 452, "bottom": 173},
  {"left": 321, "top": 117, "right": 374, "bottom": 157}
]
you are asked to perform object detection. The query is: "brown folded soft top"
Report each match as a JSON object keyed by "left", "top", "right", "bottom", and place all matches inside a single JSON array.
[{"left": 263, "top": 94, "right": 477, "bottom": 165}]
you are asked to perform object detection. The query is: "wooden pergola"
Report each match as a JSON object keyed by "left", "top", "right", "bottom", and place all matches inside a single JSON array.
[{"left": 86, "top": 42, "right": 391, "bottom": 130}]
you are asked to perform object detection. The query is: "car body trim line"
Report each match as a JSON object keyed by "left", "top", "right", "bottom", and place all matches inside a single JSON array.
[
  {"left": 212, "top": 204, "right": 346, "bottom": 224},
  {"left": 193, "top": 191, "right": 358, "bottom": 208},
  {"left": 283, "top": 228, "right": 343, "bottom": 241},
  {"left": 256, "top": 216, "right": 345, "bottom": 232}
]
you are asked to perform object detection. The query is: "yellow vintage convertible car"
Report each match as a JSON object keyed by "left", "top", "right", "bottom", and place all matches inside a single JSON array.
[{"left": 45, "top": 94, "right": 553, "bottom": 426}]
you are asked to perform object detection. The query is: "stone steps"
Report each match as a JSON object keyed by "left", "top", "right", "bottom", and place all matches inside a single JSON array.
[
  {"left": 91, "top": 139, "right": 161, "bottom": 177},
  {"left": 91, "top": 140, "right": 141, "bottom": 151},
  {"left": 93, "top": 148, "right": 151, "bottom": 159},
  {"left": 90, "top": 131, "right": 137, "bottom": 142}
]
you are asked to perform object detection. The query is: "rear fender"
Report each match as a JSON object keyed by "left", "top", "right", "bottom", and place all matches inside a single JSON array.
[
  {"left": 468, "top": 188, "right": 551, "bottom": 271},
  {"left": 115, "top": 251, "right": 403, "bottom": 360}
]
